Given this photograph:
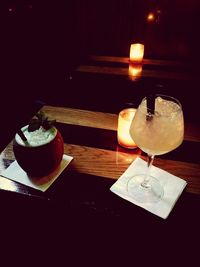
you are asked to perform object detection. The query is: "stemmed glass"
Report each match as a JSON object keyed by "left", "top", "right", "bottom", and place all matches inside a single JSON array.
[{"left": 127, "top": 94, "right": 184, "bottom": 203}]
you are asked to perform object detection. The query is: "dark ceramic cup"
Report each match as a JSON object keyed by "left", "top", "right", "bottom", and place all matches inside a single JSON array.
[{"left": 13, "top": 126, "right": 64, "bottom": 177}]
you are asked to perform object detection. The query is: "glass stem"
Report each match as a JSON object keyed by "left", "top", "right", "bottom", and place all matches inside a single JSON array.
[{"left": 141, "top": 154, "right": 154, "bottom": 189}]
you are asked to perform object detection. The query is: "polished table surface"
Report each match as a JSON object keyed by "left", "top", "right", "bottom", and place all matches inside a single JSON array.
[
  {"left": 1, "top": 56, "right": 200, "bottom": 262},
  {"left": 1, "top": 105, "right": 200, "bottom": 196},
  {"left": 43, "top": 106, "right": 200, "bottom": 195},
  {"left": 1, "top": 104, "right": 200, "bottom": 262}
]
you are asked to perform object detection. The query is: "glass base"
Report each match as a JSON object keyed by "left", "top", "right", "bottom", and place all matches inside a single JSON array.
[{"left": 127, "top": 174, "right": 164, "bottom": 203}]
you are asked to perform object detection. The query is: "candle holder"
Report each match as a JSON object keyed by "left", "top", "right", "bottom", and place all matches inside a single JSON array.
[
  {"left": 117, "top": 108, "right": 137, "bottom": 149},
  {"left": 129, "top": 43, "right": 144, "bottom": 64}
]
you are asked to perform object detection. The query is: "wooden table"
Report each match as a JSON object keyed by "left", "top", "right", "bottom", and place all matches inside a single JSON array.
[
  {"left": 0, "top": 105, "right": 200, "bottom": 199},
  {"left": 1, "top": 57, "right": 200, "bottom": 262},
  {"left": 1, "top": 115, "right": 200, "bottom": 265}
]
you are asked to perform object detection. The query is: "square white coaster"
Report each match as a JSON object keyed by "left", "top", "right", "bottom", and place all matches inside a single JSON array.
[
  {"left": 110, "top": 157, "right": 187, "bottom": 219},
  {"left": 1, "top": 154, "right": 73, "bottom": 192}
]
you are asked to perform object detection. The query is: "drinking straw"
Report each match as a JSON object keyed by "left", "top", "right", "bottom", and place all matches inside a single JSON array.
[
  {"left": 147, "top": 93, "right": 155, "bottom": 114},
  {"left": 17, "top": 129, "right": 27, "bottom": 142},
  {"left": 146, "top": 94, "right": 155, "bottom": 120}
]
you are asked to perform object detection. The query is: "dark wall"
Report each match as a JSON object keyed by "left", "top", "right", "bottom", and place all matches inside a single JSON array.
[
  {"left": 0, "top": 1, "right": 199, "bottom": 151},
  {"left": 1, "top": 0, "right": 199, "bottom": 102},
  {"left": 1, "top": 0, "right": 199, "bottom": 99},
  {"left": 75, "top": 0, "right": 200, "bottom": 62},
  {"left": 75, "top": 0, "right": 146, "bottom": 57},
  {"left": 0, "top": 1, "right": 78, "bottom": 97},
  {"left": 0, "top": 1, "right": 78, "bottom": 151}
]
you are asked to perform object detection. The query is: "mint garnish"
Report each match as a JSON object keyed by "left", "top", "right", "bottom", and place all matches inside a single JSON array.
[{"left": 28, "top": 111, "right": 56, "bottom": 132}]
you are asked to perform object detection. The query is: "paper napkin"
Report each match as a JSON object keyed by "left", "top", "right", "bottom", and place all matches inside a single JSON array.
[
  {"left": 110, "top": 157, "right": 187, "bottom": 219},
  {"left": 1, "top": 154, "right": 73, "bottom": 192}
]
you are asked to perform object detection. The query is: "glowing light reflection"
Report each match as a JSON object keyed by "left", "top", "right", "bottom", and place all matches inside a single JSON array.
[
  {"left": 147, "top": 12, "right": 155, "bottom": 22},
  {"left": 128, "top": 64, "right": 142, "bottom": 81}
]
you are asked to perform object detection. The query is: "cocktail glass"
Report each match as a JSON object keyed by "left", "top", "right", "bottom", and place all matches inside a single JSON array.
[{"left": 127, "top": 94, "right": 184, "bottom": 203}]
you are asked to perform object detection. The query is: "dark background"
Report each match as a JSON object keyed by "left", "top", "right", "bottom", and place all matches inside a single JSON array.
[
  {"left": 0, "top": 1, "right": 199, "bottom": 262},
  {"left": 74, "top": 0, "right": 200, "bottom": 62},
  {"left": 0, "top": 0, "right": 200, "bottom": 151}
]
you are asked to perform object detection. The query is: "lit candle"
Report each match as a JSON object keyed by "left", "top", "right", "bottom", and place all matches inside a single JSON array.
[
  {"left": 130, "top": 43, "right": 144, "bottom": 64},
  {"left": 128, "top": 64, "right": 142, "bottom": 81},
  {"left": 117, "top": 108, "right": 137, "bottom": 149}
]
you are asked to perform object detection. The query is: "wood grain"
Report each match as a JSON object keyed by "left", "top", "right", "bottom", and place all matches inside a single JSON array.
[
  {"left": 64, "top": 143, "right": 140, "bottom": 179},
  {"left": 89, "top": 55, "right": 187, "bottom": 67},
  {"left": 77, "top": 64, "right": 196, "bottom": 81},
  {"left": 2, "top": 141, "right": 199, "bottom": 194},
  {"left": 42, "top": 106, "right": 118, "bottom": 131},
  {"left": 0, "top": 105, "right": 200, "bottom": 196},
  {"left": 64, "top": 143, "right": 200, "bottom": 194},
  {"left": 42, "top": 105, "right": 200, "bottom": 142}
]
